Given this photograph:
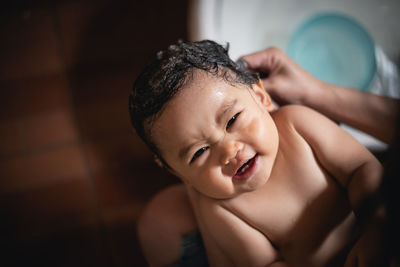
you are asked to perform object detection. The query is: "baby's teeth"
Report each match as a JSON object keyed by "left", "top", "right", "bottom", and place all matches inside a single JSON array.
[{"left": 240, "top": 164, "right": 249, "bottom": 173}]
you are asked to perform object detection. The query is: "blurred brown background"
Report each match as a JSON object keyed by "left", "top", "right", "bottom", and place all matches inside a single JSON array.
[{"left": 0, "top": 0, "right": 187, "bottom": 266}]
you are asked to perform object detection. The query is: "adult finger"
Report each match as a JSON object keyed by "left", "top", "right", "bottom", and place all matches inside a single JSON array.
[{"left": 241, "top": 47, "right": 283, "bottom": 73}]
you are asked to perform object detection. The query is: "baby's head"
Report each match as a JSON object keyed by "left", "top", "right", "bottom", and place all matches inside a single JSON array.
[
  {"left": 129, "top": 40, "right": 258, "bottom": 167},
  {"left": 129, "top": 40, "right": 278, "bottom": 199}
]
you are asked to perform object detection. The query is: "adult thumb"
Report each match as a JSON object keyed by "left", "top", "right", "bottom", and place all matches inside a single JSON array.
[
  {"left": 260, "top": 76, "right": 290, "bottom": 106},
  {"left": 260, "top": 76, "right": 276, "bottom": 94}
]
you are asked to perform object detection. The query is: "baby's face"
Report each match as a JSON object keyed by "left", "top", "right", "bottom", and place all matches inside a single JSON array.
[{"left": 152, "top": 70, "right": 279, "bottom": 199}]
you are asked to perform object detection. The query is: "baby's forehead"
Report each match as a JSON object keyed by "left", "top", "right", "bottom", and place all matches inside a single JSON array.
[{"left": 149, "top": 68, "right": 253, "bottom": 136}]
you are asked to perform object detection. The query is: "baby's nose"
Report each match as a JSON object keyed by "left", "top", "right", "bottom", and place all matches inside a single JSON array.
[{"left": 220, "top": 139, "right": 243, "bottom": 165}]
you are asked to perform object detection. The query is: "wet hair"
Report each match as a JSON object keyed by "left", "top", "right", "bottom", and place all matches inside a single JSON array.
[{"left": 128, "top": 39, "right": 259, "bottom": 169}]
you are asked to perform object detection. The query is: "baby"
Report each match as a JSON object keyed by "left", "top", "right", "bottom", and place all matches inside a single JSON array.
[{"left": 129, "top": 40, "right": 384, "bottom": 266}]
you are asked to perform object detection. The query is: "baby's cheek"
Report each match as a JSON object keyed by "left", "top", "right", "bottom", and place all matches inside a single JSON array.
[
  {"left": 244, "top": 116, "right": 263, "bottom": 139},
  {"left": 244, "top": 115, "right": 277, "bottom": 154},
  {"left": 203, "top": 168, "right": 235, "bottom": 198}
]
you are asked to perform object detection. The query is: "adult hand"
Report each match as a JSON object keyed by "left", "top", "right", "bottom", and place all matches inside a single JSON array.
[
  {"left": 241, "top": 47, "right": 399, "bottom": 144},
  {"left": 241, "top": 47, "right": 323, "bottom": 106}
]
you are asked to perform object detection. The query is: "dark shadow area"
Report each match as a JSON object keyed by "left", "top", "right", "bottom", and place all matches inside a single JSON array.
[
  {"left": 0, "top": 0, "right": 188, "bottom": 266},
  {"left": 66, "top": 0, "right": 188, "bottom": 265}
]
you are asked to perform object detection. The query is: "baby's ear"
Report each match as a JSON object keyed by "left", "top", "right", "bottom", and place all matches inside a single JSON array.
[
  {"left": 153, "top": 155, "right": 164, "bottom": 168},
  {"left": 253, "top": 80, "right": 274, "bottom": 112},
  {"left": 154, "top": 155, "right": 185, "bottom": 182}
]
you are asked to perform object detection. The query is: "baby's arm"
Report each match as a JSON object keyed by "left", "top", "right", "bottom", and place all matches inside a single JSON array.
[
  {"left": 286, "top": 105, "right": 383, "bottom": 218},
  {"left": 284, "top": 105, "right": 384, "bottom": 265},
  {"left": 187, "top": 188, "right": 284, "bottom": 267}
]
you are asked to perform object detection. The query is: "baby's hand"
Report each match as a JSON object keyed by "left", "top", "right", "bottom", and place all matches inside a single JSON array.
[{"left": 344, "top": 214, "right": 385, "bottom": 267}]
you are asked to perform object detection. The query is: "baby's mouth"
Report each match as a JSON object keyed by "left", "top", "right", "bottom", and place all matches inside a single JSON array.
[
  {"left": 233, "top": 154, "right": 258, "bottom": 180},
  {"left": 237, "top": 159, "right": 252, "bottom": 174}
]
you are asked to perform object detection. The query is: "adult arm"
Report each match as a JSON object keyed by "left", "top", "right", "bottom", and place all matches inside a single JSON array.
[
  {"left": 241, "top": 47, "right": 399, "bottom": 144},
  {"left": 304, "top": 82, "right": 398, "bottom": 145}
]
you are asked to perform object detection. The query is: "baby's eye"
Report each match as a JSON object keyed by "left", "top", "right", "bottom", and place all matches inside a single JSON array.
[
  {"left": 190, "top": 147, "right": 209, "bottom": 163},
  {"left": 226, "top": 112, "right": 241, "bottom": 129}
]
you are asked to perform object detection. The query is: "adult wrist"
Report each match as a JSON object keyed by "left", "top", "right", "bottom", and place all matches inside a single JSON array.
[{"left": 301, "top": 78, "right": 328, "bottom": 108}]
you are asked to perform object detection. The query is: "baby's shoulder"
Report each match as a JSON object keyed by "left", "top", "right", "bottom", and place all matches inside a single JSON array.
[
  {"left": 272, "top": 104, "right": 317, "bottom": 122},
  {"left": 186, "top": 186, "right": 226, "bottom": 216},
  {"left": 271, "top": 105, "right": 339, "bottom": 149},
  {"left": 189, "top": 188, "right": 248, "bottom": 224}
]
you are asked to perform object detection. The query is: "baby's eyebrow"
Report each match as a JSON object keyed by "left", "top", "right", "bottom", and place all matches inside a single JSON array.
[{"left": 216, "top": 99, "right": 237, "bottom": 125}]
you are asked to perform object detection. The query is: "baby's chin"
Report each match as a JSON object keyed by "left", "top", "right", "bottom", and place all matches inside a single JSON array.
[
  {"left": 198, "top": 178, "right": 269, "bottom": 200},
  {"left": 238, "top": 175, "right": 269, "bottom": 193},
  {"left": 193, "top": 185, "right": 241, "bottom": 200},
  {"left": 233, "top": 164, "right": 272, "bottom": 194}
]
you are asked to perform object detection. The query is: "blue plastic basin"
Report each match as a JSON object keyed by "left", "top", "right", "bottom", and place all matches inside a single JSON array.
[{"left": 287, "top": 13, "right": 376, "bottom": 91}]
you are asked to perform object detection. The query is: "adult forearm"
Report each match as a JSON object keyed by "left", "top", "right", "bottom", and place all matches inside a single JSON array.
[{"left": 305, "top": 81, "right": 399, "bottom": 144}]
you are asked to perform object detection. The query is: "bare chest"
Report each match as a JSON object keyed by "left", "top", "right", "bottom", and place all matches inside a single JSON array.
[{"left": 223, "top": 145, "right": 357, "bottom": 265}]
